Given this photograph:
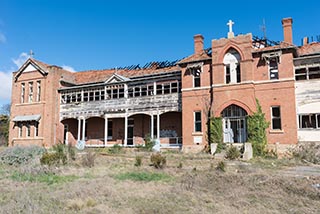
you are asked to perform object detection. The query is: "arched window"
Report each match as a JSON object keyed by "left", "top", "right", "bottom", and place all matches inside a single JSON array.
[
  {"left": 221, "top": 104, "right": 247, "bottom": 143},
  {"left": 223, "top": 49, "right": 241, "bottom": 84}
]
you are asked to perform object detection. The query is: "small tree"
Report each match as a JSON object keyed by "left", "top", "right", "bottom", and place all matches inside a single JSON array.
[
  {"left": 208, "top": 117, "right": 224, "bottom": 153},
  {"left": 0, "top": 104, "right": 10, "bottom": 146},
  {"left": 247, "top": 99, "right": 270, "bottom": 157}
]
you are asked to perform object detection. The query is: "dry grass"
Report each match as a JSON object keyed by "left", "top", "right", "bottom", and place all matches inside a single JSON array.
[{"left": 0, "top": 150, "right": 319, "bottom": 214}]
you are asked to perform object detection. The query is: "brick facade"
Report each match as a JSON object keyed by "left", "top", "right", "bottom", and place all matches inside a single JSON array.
[{"left": 8, "top": 17, "right": 320, "bottom": 152}]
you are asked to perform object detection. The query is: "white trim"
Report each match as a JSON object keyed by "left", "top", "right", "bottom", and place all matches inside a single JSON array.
[{"left": 181, "top": 85, "right": 211, "bottom": 92}]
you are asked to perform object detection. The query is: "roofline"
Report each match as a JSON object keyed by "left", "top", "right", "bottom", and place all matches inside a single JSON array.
[{"left": 59, "top": 70, "right": 181, "bottom": 92}]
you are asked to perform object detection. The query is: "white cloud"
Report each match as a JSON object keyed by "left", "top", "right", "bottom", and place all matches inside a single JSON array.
[
  {"left": 62, "top": 65, "right": 76, "bottom": 72},
  {"left": 0, "top": 71, "right": 12, "bottom": 103},
  {"left": 0, "top": 32, "right": 6, "bottom": 43},
  {"left": 12, "top": 52, "right": 29, "bottom": 68}
]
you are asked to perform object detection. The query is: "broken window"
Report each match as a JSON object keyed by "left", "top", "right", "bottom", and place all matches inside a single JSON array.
[
  {"left": 193, "top": 71, "right": 201, "bottom": 87},
  {"left": 308, "top": 66, "right": 320, "bottom": 79},
  {"left": 269, "top": 58, "right": 279, "bottom": 80},
  {"left": 298, "top": 114, "right": 320, "bottom": 129},
  {"left": 295, "top": 68, "right": 307, "bottom": 80},
  {"left": 271, "top": 106, "right": 281, "bottom": 130}
]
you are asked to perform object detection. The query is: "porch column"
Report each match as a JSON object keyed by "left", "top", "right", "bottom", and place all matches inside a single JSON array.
[
  {"left": 153, "top": 82, "right": 157, "bottom": 95},
  {"left": 150, "top": 114, "right": 154, "bottom": 139},
  {"left": 77, "top": 118, "right": 81, "bottom": 141},
  {"left": 157, "top": 112, "right": 160, "bottom": 140},
  {"left": 82, "top": 118, "right": 86, "bottom": 141},
  {"left": 104, "top": 115, "right": 108, "bottom": 146},
  {"left": 124, "top": 114, "right": 128, "bottom": 146}
]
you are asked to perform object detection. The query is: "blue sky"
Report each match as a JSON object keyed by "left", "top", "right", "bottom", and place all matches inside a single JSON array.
[{"left": 0, "top": 0, "right": 319, "bottom": 106}]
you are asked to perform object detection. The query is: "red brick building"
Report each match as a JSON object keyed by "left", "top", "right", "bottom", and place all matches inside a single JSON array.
[{"left": 9, "top": 18, "right": 320, "bottom": 152}]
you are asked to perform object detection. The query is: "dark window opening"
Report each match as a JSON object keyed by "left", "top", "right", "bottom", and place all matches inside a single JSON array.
[
  {"left": 156, "top": 84, "right": 162, "bottom": 95},
  {"left": 112, "top": 89, "right": 118, "bottom": 99},
  {"left": 269, "top": 58, "right": 279, "bottom": 80},
  {"left": 271, "top": 106, "right": 281, "bottom": 130},
  {"left": 119, "top": 88, "right": 125, "bottom": 98},
  {"left": 193, "top": 72, "right": 201, "bottom": 87},
  {"left": 89, "top": 92, "right": 94, "bottom": 101},
  {"left": 194, "top": 111, "right": 202, "bottom": 132},
  {"left": 226, "top": 65, "right": 231, "bottom": 84},
  {"left": 236, "top": 65, "right": 241, "bottom": 83}
]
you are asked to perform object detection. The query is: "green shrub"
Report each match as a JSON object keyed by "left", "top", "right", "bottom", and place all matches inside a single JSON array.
[
  {"left": 247, "top": 99, "right": 270, "bottom": 157},
  {"left": 0, "top": 146, "right": 45, "bottom": 165},
  {"left": 81, "top": 150, "right": 96, "bottom": 168},
  {"left": 144, "top": 134, "right": 155, "bottom": 151},
  {"left": 150, "top": 153, "right": 166, "bottom": 169},
  {"left": 216, "top": 161, "right": 226, "bottom": 172},
  {"left": 10, "top": 171, "right": 78, "bottom": 185},
  {"left": 52, "top": 144, "right": 67, "bottom": 164},
  {"left": 40, "top": 152, "right": 61, "bottom": 166},
  {"left": 208, "top": 117, "right": 224, "bottom": 153},
  {"left": 134, "top": 155, "right": 142, "bottom": 167},
  {"left": 108, "top": 144, "right": 123, "bottom": 154},
  {"left": 225, "top": 145, "right": 240, "bottom": 160}
]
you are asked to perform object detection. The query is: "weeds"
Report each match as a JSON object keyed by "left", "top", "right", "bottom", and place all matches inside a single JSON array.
[
  {"left": 115, "top": 171, "right": 171, "bottom": 182},
  {"left": 10, "top": 171, "right": 78, "bottom": 185},
  {"left": 291, "top": 142, "right": 320, "bottom": 164},
  {"left": 216, "top": 161, "right": 226, "bottom": 172},
  {"left": 134, "top": 155, "right": 142, "bottom": 167},
  {"left": 0, "top": 146, "right": 45, "bottom": 165},
  {"left": 108, "top": 144, "right": 123, "bottom": 154},
  {"left": 81, "top": 150, "right": 96, "bottom": 168},
  {"left": 150, "top": 153, "right": 166, "bottom": 169},
  {"left": 225, "top": 145, "right": 240, "bottom": 160}
]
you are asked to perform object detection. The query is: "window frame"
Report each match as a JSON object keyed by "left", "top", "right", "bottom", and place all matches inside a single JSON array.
[
  {"left": 36, "top": 81, "right": 41, "bottom": 102},
  {"left": 28, "top": 82, "right": 33, "bottom": 103},
  {"left": 194, "top": 111, "right": 202, "bottom": 132},
  {"left": 271, "top": 106, "right": 282, "bottom": 130},
  {"left": 21, "top": 83, "right": 25, "bottom": 103},
  {"left": 298, "top": 113, "right": 320, "bottom": 129},
  {"left": 269, "top": 57, "right": 279, "bottom": 80}
]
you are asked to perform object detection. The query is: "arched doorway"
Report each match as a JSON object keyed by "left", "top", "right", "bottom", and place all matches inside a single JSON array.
[{"left": 221, "top": 104, "right": 247, "bottom": 143}]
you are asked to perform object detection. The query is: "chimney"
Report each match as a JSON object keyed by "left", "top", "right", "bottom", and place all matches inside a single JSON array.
[
  {"left": 303, "top": 37, "right": 309, "bottom": 46},
  {"left": 194, "top": 34, "right": 204, "bottom": 55},
  {"left": 282, "top": 17, "right": 293, "bottom": 44}
]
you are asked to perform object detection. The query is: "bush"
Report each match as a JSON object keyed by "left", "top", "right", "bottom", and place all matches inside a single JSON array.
[
  {"left": 40, "top": 152, "right": 61, "bottom": 166},
  {"left": 216, "top": 161, "right": 226, "bottom": 172},
  {"left": 150, "top": 153, "right": 166, "bottom": 169},
  {"left": 134, "top": 155, "right": 142, "bottom": 167},
  {"left": 0, "top": 146, "right": 45, "bottom": 165},
  {"left": 144, "top": 134, "right": 155, "bottom": 151},
  {"left": 292, "top": 142, "right": 320, "bottom": 164},
  {"left": 108, "top": 144, "right": 123, "bottom": 154},
  {"left": 225, "top": 145, "right": 240, "bottom": 160},
  {"left": 208, "top": 117, "right": 224, "bottom": 153},
  {"left": 81, "top": 150, "right": 96, "bottom": 168},
  {"left": 247, "top": 99, "right": 270, "bottom": 157}
]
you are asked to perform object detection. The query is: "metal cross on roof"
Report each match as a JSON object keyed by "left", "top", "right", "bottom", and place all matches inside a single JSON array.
[
  {"left": 227, "top": 20, "right": 235, "bottom": 38},
  {"left": 29, "top": 50, "right": 34, "bottom": 58}
]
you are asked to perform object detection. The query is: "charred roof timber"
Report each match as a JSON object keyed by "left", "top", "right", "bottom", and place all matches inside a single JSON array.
[
  {"left": 111, "top": 60, "right": 180, "bottom": 71},
  {"left": 252, "top": 35, "right": 280, "bottom": 49}
]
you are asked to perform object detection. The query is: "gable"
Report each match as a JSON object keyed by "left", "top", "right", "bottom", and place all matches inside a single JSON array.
[
  {"left": 105, "top": 73, "right": 130, "bottom": 84},
  {"left": 14, "top": 59, "right": 48, "bottom": 81},
  {"left": 24, "top": 63, "right": 38, "bottom": 72}
]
